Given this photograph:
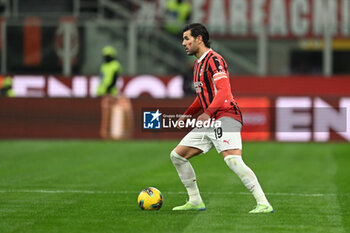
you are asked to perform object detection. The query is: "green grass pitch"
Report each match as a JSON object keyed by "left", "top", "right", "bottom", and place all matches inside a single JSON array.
[{"left": 0, "top": 140, "right": 349, "bottom": 233}]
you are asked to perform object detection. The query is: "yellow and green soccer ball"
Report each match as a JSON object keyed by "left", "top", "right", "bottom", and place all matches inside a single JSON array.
[{"left": 137, "top": 187, "right": 163, "bottom": 210}]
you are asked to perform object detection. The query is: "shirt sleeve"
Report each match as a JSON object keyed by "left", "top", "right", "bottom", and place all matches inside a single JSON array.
[
  {"left": 204, "top": 72, "right": 231, "bottom": 117},
  {"left": 184, "top": 96, "right": 202, "bottom": 116}
]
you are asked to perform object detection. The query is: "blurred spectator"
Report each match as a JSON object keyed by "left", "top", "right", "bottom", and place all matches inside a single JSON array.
[
  {"left": 97, "top": 45, "right": 133, "bottom": 140},
  {"left": 96, "top": 46, "right": 122, "bottom": 97},
  {"left": 164, "top": 0, "right": 192, "bottom": 36},
  {"left": 0, "top": 76, "right": 15, "bottom": 97}
]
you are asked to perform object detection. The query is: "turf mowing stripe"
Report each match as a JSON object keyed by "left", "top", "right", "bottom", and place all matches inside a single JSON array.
[
  {"left": 0, "top": 189, "right": 349, "bottom": 197},
  {"left": 325, "top": 149, "right": 345, "bottom": 233}
]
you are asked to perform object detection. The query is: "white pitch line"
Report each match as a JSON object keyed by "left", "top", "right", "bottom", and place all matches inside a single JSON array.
[{"left": 0, "top": 189, "right": 348, "bottom": 197}]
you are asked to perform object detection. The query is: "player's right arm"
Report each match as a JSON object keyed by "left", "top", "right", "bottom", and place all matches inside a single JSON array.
[
  {"left": 177, "top": 96, "right": 201, "bottom": 129},
  {"left": 184, "top": 96, "right": 201, "bottom": 116}
]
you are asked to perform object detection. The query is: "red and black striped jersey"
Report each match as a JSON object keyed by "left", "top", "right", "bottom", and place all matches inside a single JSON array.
[{"left": 185, "top": 49, "right": 242, "bottom": 124}]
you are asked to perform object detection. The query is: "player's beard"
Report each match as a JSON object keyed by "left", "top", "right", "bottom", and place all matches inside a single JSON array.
[
  {"left": 186, "top": 46, "right": 198, "bottom": 56},
  {"left": 187, "top": 50, "right": 195, "bottom": 56}
]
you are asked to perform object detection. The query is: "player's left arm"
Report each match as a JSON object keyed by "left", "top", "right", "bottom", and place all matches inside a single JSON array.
[
  {"left": 204, "top": 74, "right": 231, "bottom": 117},
  {"left": 204, "top": 56, "right": 232, "bottom": 117},
  {"left": 197, "top": 74, "right": 231, "bottom": 122}
]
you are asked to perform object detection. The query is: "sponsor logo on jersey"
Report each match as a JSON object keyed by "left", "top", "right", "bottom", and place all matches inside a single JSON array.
[{"left": 194, "top": 81, "right": 203, "bottom": 93}]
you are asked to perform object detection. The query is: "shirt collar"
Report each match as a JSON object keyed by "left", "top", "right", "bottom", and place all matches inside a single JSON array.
[{"left": 197, "top": 49, "right": 212, "bottom": 63}]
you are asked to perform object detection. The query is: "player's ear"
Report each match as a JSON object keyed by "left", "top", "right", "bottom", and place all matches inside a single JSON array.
[{"left": 197, "top": 35, "right": 203, "bottom": 44}]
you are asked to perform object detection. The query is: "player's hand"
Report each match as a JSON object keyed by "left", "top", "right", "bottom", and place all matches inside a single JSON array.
[{"left": 197, "top": 113, "right": 210, "bottom": 124}]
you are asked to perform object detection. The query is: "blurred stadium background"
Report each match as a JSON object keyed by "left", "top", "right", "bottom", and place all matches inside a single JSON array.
[
  {"left": 0, "top": 1, "right": 349, "bottom": 233},
  {"left": 0, "top": 0, "right": 349, "bottom": 141}
]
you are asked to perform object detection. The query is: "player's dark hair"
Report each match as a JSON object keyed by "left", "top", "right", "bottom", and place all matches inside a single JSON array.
[{"left": 183, "top": 23, "right": 211, "bottom": 48}]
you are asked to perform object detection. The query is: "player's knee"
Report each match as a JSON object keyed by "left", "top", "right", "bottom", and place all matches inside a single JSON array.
[
  {"left": 224, "top": 155, "right": 254, "bottom": 178},
  {"left": 170, "top": 149, "right": 188, "bottom": 164}
]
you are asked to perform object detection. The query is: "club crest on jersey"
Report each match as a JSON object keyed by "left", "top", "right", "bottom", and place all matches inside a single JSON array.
[{"left": 194, "top": 81, "right": 203, "bottom": 93}]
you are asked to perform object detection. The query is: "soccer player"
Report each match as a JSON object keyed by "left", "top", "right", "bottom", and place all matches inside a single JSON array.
[{"left": 170, "top": 23, "right": 273, "bottom": 213}]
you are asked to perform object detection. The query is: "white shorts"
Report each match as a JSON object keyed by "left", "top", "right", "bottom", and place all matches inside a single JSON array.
[{"left": 179, "top": 117, "right": 242, "bottom": 154}]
